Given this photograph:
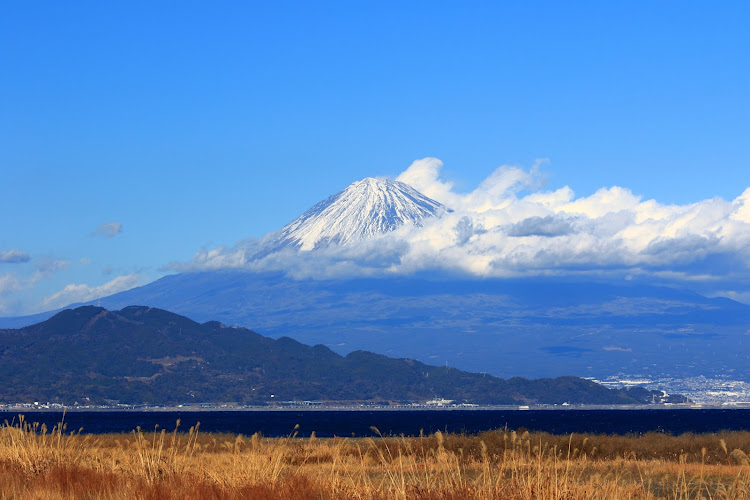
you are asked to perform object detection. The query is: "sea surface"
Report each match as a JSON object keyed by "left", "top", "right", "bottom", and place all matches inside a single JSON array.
[{"left": 2, "top": 409, "right": 750, "bottom": 437}]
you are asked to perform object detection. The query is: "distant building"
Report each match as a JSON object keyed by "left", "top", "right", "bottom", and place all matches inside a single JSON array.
[{"left": 425, "top": 398, "right": 454, "bottom": 406}]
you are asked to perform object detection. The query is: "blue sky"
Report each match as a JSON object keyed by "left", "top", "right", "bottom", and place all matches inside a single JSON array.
[{"left": 1, "top": 1, "right": 749, "bottom": 315}]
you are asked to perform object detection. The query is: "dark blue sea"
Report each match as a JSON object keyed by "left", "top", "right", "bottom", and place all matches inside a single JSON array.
[{"left": 2, "top": 409, "right": 750, "bottom": 437}]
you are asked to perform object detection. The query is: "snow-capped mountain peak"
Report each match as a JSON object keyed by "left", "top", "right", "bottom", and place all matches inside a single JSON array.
[{"left": 271, "top": 177, "right": 449, "bottom": 251}]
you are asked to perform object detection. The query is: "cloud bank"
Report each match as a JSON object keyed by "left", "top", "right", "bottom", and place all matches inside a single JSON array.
[
  {"left": 174, "top": 158, "right": 750, "bottom": 298},
  {"left": 42, "top": 274, "right": 141, "bottom": 309}
]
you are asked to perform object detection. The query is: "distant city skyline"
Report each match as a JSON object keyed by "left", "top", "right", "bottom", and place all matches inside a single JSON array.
[{"left": 1, "top": 2, "right": 749, "bottom": 315}]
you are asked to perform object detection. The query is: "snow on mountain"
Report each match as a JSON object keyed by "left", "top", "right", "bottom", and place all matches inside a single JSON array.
[{"left": 270, "top": 177, "right": 450, "bottom": 251}]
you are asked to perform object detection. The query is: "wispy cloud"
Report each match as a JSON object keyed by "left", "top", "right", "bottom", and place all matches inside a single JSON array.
[
  {"left": 0, "top": 274, "right": 23, "bottom": 314},
  {"left": 42, "top": 274, "right": 141, "bottom": 309},
  {"left": 603, "top": 346, "right": 632, "bottom": 352},
  {"left": 161, "top": 238, "right": 262, "bottom": 273},
  {"left": 92, "top": 222, "right": 123, "bottom": 238},
  {"left": 0, "top": 249, "right": 30, "bottom": 264},
  {"left": 0, "top": 256, "right": 70, "bottom": 314},
  {"left": 33, "top": 258, "right": 68, "bottom": 277},
  {"left": 0, "top": 274, "right": 21, "bottom": 294}
]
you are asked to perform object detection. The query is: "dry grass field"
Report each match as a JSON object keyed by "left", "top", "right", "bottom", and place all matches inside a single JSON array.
[{"left": 1, "top": 414, "right": 749, "bottom": 499}]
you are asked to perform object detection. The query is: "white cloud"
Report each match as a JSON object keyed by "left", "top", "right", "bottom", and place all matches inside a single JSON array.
[
  {"left": 395, "top": 157, "right": 454, "bottom": 202},
  {"left": 557, "top": 186, "right": 642, "bottom": 218},
  {"left": 0, "top": 249, "right": 30, "bottom": 264},
  {"left": 732, "top": 188, "right": 750, "bottom": 223},
  {"left": 42, "top": 274, "right": 141, "bottom": 309},
  {"left": 92, "top": 222, "right": 123, "bottom": 238},
  {"left": 396, "top": 157, "right": 547, "bottom": 213},
  {"left": 388, "top": 159, "right": 750, "bottom": 280}
]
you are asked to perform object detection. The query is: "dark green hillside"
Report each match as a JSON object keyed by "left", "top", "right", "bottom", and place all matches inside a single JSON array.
[{"left": 0, "top": 306, "right": 682, "bottom": 405}]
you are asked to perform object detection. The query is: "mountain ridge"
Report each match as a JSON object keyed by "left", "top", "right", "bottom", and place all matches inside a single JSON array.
[{"left": 0, "top": 305, "right": 682, "bottom": 405}]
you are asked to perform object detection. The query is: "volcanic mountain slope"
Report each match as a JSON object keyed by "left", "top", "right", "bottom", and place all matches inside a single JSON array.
[
  {"left": 0, "top": 305, "right": 678, "bottom": 405},
  {"left": 265, "top": 177, "right": 449, "bottom": 252},
  {"left": 21, "top": 271, "right": 749, "bottom": 383}
]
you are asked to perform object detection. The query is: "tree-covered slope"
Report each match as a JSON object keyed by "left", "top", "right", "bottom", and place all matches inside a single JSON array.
[{"left": 0, "top": 306, "right": 681, "bottom": 405}]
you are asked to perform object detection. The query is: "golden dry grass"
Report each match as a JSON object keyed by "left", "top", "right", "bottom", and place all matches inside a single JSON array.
[{"left": 0, "top": 415, "right": 749, "bottom": 499}]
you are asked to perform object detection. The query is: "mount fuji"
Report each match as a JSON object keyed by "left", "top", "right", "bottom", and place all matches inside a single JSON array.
[{"left": 261, "top": 177, "right": 449, "bottom": 254}]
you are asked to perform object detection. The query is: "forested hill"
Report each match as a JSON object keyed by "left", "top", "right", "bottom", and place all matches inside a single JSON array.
[{"left": 0, "top": 306, "right": 683, "bottom": 405}]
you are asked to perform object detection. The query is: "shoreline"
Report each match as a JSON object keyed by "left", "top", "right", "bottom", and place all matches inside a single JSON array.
[{"left": 3, "top": 402, "right": 750, "bottom": 412}]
